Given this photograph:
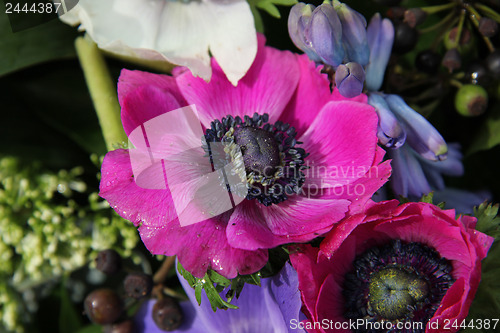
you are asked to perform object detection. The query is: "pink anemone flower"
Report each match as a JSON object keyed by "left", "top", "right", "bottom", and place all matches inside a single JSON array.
[
  {"left": 99, "top": 35, "right": 391, "bottom": 278},
  {"left": 290, "top": 200, "right": 494, "bottom": 333}
]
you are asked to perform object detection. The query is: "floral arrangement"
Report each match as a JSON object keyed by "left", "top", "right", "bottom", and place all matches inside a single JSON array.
[{"left": 2, "top": 0, "right": 500, "bottom": 332}]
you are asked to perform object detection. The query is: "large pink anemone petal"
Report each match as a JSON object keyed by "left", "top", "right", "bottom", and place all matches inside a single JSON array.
[
  {"left": 99, "top": 149, "right": 177, "bottom": 227},
  {"left": 138, "top": 211, "right": 268, "bottom": 279},
  {"left": 226, "top": 195, "right": 350, "bottom": 251},
  {"left": 174, "top": 35, "right": 300, "bottom": 128},
  {"left": 278, "top": 56, "right": 332, "bottom": 136},
  {"left": 300, "top": 100, "right": 379, "bottom": 189},
  {"left": 118, "top": 69, "right": 187, "bottom": 136}
]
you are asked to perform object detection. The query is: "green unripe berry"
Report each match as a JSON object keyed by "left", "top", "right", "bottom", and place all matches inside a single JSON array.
[{"left": 455, "top": 84, "right": 488, "bottom": 117}]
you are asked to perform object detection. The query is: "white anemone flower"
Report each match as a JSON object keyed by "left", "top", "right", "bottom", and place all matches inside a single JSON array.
[{"left": 60, "top": 0, "right": 257, "bottom": 85}]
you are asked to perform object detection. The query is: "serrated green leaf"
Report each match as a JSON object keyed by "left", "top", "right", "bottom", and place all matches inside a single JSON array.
[
  {"left": 177, "top": 262, "right": 197, "bottom": 286},
  {"left": 474, "top": 202, "right": 500, "bottom": 236},
  {"left": 202, "top": 274, "right": 239, "bottom": 312},
  {"left": 195, "top": 283, "right": 203, "bottom": 306},
  {"left": 420, "top": 192, "right": 434, "bottom": 204},
  {"left": 208, "top": 270, "right": 231, "bottom": 287},
  {"left": 256, "top": 1, "right": 281, "bottom": 18}
]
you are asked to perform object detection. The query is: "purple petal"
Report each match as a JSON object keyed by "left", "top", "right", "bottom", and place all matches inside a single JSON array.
[
  {"left": 367, "top": 93, "right": 406, "bottom": 148},
  {"left": 309, "top": 4, "right": 344, "bottom": 67},
  {"left": 174, "top": 262, "right": 301, "bottom": 333},
  {"left": 334, "top": 2, "right": 370, "bottom": 66},
  {"left": 365, "top": 14, "right": 394, "bottom": 91},
  {"left": 269, "top": 263, "right": 306, "bottom": 333},
  {"left": 384, "top": 94, "right": 448, "bottom": 161}
]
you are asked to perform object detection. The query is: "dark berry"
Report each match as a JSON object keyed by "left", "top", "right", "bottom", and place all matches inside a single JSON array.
[
  {"left": 124, "top": 273, "right": 153, "bottom": 299},
  {"left": 386, "top": 6, "right": 406, "bottom": 20},
  {"left": 84, "top": 289, "right": 123, "bottom": 325},
  {"left": 415, "top": 50, "right": 441, "bottom": 74},
  {"left": 455, "top": 84, "right": 488, "bottom": 117},
  {"left": 95, "top": 249, "right": 122, "bottom": 275},
  {"left": 103, "top": 319, "right": 135, "bottom": 333},
  {"left": 444, "top": 27, "right": 474, "bottom": 53},
  {"left": 404, "top": 8, "right": 427, "bottom": 28},
  {"left": 393, "top": 21, "right": 418, "bottom": 54},
  {"left": 152, "top": 297, "right": 183, "bottom": 331},
  {"left": 486, "top": 50, "right": 500, "bottom": 76},
  {"left": 479, "top": 17, "right": 498, "bottom": 37},
  {"left": 442, "top": 48, "right": 461, "bottom": 72}
]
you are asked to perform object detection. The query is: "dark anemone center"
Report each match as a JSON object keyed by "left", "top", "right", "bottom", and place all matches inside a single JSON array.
[
  {"left": 343, "top": 240, "right": 454, "bottom": 333},
  {"left": 233, "top": 127, "right": 281, "bottom": 177},
  {"left": 203, "top": 113, "right": 308, "bottom": 206}
]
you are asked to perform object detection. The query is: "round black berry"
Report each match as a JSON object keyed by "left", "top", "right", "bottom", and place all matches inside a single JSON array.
[
  {"left": 95, "top": 249, "right": 122, "bottom": 275},
  {"left": 152, "top": 297, "right": 183, "bottom": 331},
  {"left": 124, "top": 273, "right": 153, "bottom": 299},
  {"left": 84, "top": 289, "right": 123, "bottom": 325},
  {"left": 393, "top": 21, "right": 418, "bottom": 54}
]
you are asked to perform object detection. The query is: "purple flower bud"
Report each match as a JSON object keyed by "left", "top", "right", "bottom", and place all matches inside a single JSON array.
[
  {"left": 309, "top": 4, "right": 345, "bottom": 67},
  {"left": 365, "top": 14, "right": 394, "bottom": 91},
  {"left": 335, "top": 62, "right": 365, "bottom": 98},
  {"left": 332, "top": 1, "right": 370, "bottom": 66},
  {"left": 367, "top": 93, "right": 406, "bottom": 148},
  {"left": 384, "top": 94, "right": 448, "bottom": 161},
  {"left": 288, "top": 4, "right": 322, "bottom": 62}
]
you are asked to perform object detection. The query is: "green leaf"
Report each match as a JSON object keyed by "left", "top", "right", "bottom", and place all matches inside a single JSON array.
[
  {"left": 467, "top": 103, "right": 500, "bottom": 155},
  {"left": 0, "top": 10, "right": 78, "bottom": 76},
  {"left": 250, "top": 3, "right": 265, "bottom": 33},
  {"left": 195, "top": 283, "right": 203, "bottom": 306},
  {"left": 256, "top": 1, "right": 281, "bottom": 18},
  {"left": 420, "top": 192, "right": 434, "bottom": 204},
  {"left": 59, "top": 278, "right": 83, "bottom": 333},
  {"left": 249, "top": 0, "right": 297, "bottom": 20},
  {"left": 474, "top": 202, "right": 500, "bottom": 236},
  {"left": 208, "top": 270, "right": 231, "bottom": 287}
]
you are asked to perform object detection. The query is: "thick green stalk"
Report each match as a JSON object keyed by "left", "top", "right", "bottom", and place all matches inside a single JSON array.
[{"left": 75, "top": 36, "right": 127, "bottom": 151}]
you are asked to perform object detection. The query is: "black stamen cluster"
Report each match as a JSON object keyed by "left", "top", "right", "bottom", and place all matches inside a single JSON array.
[{"left": 204, "top": 112, "right": 309, "bottom": 206}]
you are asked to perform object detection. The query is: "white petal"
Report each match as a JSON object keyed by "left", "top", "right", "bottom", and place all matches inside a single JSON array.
[{"left": 60, "top": 0, "right": 257, "bottom": 85}]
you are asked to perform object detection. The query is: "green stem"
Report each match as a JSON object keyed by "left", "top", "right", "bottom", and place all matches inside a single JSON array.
[
  {"left": 419, "top": 11, "right": 455, "bottom": 34},
  {"left": 449, "top": 79, "right": 463, "bottom": 89},
  {"left": 475, "top": 3, "right": 500, "bottom": 24},
  {"left": 420, "top": 2, "right": 455, "bottom": 15},
  {"left": 75, "top": 36, "right": 127, "bottom": 151},
  {"left": 451, "top": 10, "right": 466, "bottom": 49}
]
